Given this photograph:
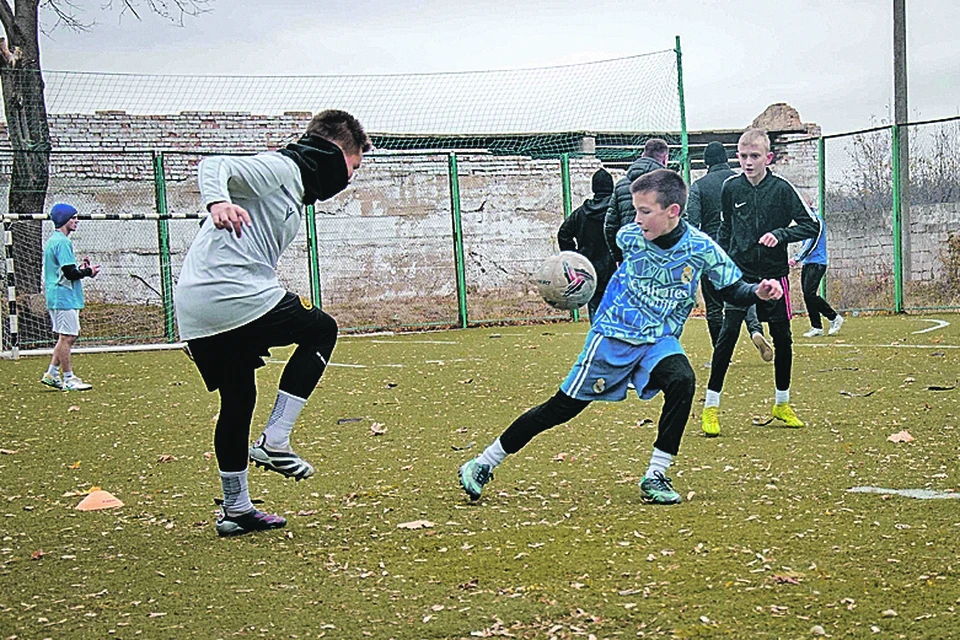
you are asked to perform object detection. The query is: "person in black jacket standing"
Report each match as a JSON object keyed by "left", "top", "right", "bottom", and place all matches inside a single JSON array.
[
  {"left": 687, "top": 142, "right": 772, "bottom": 361},
  {"left": 557, "top": 168, "right": 615, "bottom": 321},
  {"left": 701, "top": 129, "right": 821, "bottom": 436},
  {"left": 603, "top": 138, "right": 668, "bottom": 264}
]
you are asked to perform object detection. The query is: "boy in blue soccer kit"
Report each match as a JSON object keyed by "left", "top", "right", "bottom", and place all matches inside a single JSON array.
[
  {"left": 41, "top": 203, "right": 101, "bottom": 391},
  {"left": 459, "top": 169, "right": 783, "bottom": 504}
]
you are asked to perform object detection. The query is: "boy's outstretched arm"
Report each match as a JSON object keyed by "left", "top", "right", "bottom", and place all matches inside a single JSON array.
[{"left": 715, "top": 278, "right": 783, "bottom": 307}]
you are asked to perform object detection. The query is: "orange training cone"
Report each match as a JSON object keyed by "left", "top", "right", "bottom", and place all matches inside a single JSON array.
[{"left": 75, "top": 490, "right": 124, "bottom": 511}]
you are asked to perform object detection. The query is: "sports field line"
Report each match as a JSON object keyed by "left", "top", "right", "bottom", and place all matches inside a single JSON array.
[
  {"left": 264, "top": 357, "right": 482, "bottom": 367},
  {"left": 911, "top": 318, "right": 950, "bottom": 334},
  {"left": 795, "top": 343, "right": 960, "bottom": 350}
]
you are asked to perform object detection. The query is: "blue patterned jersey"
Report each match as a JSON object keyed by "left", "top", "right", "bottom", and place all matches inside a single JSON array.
[{"left": 592, "top": 221, "right": 741, "bottom": 343}]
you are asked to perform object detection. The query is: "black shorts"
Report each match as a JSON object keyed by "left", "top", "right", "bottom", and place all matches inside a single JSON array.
[
  {"left": 723, "top": 275, "right": 792, "bottom": 323},
  {"left": 186, "top": 292, "right": 332, "bottom": 392}
]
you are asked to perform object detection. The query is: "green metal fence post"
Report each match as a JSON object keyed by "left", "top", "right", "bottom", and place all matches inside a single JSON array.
[
  {"left": 675, "top": 35, "right": 690, "bottom": 183},
  {"left": 448, "top": 153, "right": 468, "bottom": 328},
  {"left": 305, "top": 204, "right": 322, "bottom": 308},
  {"left": 152, "top": 151, "right": 176, "bottom": 342},
  {"left": 559, "top": 153, "right": 581, "bottom": 322},
  {"left": 817, "top": 136, "right": 828, "bottom": 300},
  {"left": 891, "top": 124, "right": 904, "bottom": 313}
]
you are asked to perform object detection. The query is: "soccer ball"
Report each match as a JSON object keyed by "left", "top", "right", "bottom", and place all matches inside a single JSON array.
[{"left": 536, "top": 251, "right": 597, "bottom": 310}]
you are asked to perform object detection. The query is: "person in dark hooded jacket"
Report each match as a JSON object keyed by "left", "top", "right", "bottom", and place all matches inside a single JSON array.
[
  {"left": 557, "top": 168, "right": 615, "bottom": 320},
  {"left": 603, "top": 138, "right": 669, "bottom": 263}
]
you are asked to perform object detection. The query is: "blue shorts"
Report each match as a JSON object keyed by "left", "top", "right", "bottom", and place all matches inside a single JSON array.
[{"left": 560, "top": 329, "right": 685, "bottom": 402}]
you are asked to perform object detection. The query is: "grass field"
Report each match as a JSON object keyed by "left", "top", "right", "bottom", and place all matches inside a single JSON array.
[{"left": 1, "top": 315, "right": 958, "bottom": 639}]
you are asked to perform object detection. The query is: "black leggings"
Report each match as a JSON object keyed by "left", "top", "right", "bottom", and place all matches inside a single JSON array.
[
  {"left": 708, "top": 309, "right": 792, "bottom": 393},
  {"left": 500, "top": 354, "right": 696, "bottom": 457},
  {"left": 203, "top": 294, "right": 338, "bottom": 472},
  {"left": 801, "top": 263, "right": 837, "bottom": 329}
]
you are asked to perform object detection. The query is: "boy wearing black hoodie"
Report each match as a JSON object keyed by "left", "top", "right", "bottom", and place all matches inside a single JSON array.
[
  {"left": 175, "top": 110, "right": 372, "bottom": 536},
  {"left": 557, "top": 168, "right": 615, "bottom": 320}
]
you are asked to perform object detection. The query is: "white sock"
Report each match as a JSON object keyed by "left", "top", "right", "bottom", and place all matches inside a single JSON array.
[
  {"left": 262, "top": 390, "right": 307, "bottom": 451},
  {"left": 704, "top": 390, "right": 721, "bottom": 408},
  {"left": 63, "top": 370, "right": 75, "bottom": 381},
  {"left": 775, "top": 389, "right": 790, "bottom": 405},
  {"left": 477, "top": 438, "right": 508, "bottom": 469},
  {"left": 47, "top": 364, "right": 59, "bottom": 377},
  {"left": 219, "top": 468, "right": 254, "bottom": 517},
  {"left": 645, "top": 448, "right": 673, "bottom": 479}
]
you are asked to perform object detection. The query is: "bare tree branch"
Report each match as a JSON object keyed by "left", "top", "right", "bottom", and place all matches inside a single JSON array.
[
  {"left": 110, "top": 0, "right": 211, "bottom": 26},
  {"left": 0, "top": 0, "right": 19, "bottom": 40},
  {"left": 39, "top": 0, "right": 92, "bottom": 34}
]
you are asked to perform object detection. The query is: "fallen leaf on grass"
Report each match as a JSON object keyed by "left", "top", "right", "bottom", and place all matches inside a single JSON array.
[
  {"left": 158, "top": 454, "right": 176, "bottom": 463},
  {"left": 397, "top": 520, "right": 434, "bottom": 530},
  {"left": 337, "top": 417, "right": 363, "bottom": 425},
  {"left": 67, "top": 461, "right": 81, "bottom": 469},
  {"left": 68, "top": 405, "right": 80, "bottom": 412},
  {"left": 927, "top": 380, "right": 958, "bottom": 391},
  {"left": 752, "top": 416, "right": 774, "bottom": 426},
  {"left": 62, "top": 485, "right": 101, "bottom": 498},
  {"left": 635, "top": 418, "right": 653, "bottom": 427},
  {"left": 840, "top": 389, "right": 878, "bottom": 397},
  {"left": 451, "top": 441, "right": 475, "bottom": 451},
  {"left": 887, "top": 430, "right": 914, "bottom": 443},
  {"left": 30, "top": 549, "right": 44, "bottom": 560},
  {"left": 0, "top": 448, "right": 17, "bottom": 455},
  {"left": 770, "top": 574, "right": 800, "bottom": 585},
  {"left": 203, "top": 451, "right": 213, "bottom": 460},
  {"left": 370, "top": 422, "right": 387, "bottom": 436},
  {"left": 552, "top": 452, "right": 568, "bottom": 462}
]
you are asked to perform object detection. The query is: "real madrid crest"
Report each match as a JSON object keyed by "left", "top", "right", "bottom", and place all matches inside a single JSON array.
[
  {"left": 299, "top": 295, "right": 313, "bottom": 310},
  {"left": 592, "top": 378, "right": 606, "bottom": 394},
  {"left": 681, "top": 266, "right": 694, "bottom": 285}
]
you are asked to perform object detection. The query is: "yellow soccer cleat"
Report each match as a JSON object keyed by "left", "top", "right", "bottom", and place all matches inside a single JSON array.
[
  {"left": 701, "top": 406, "right": 720, "bottom": 437},
  {"left": 772, "top": 403, "right": 804, "bottom": 428}
]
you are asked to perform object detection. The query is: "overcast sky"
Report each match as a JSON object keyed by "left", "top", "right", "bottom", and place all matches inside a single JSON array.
[{"left": 35, "top": 0, "right": 960, "bottom": 135}]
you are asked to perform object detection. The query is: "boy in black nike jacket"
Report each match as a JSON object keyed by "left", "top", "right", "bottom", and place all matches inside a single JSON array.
[{"left": 701, "top": 129, "right": 821, "bottom": 436}]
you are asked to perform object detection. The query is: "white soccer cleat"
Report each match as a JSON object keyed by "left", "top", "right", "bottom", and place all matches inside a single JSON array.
[
  {"left": 62, "top": 376, "right": 93, "bottom": 391},
  {"left": 828, "top": 315, "right": 845, "bottom": 336},
  {"left": 249, "top": 434, "right": 315, "bottom": 481},
  {"left": 40, "top": 372, "right": 63, "bottom": 389},
  {"left": 803, "top": 327, "right": 824, "bottom": 338}
]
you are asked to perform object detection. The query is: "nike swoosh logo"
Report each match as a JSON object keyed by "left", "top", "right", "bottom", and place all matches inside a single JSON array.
[{"left": 734, "top": 202, "right": 747, "bottom": 209}]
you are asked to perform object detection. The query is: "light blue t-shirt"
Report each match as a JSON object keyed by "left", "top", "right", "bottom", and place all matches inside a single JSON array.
[
  {"left": 43, "top": 231, "right": 84, "bottom": 310},
  {"left": 592, "top": 221, "right": 741, "bottom": 343}
]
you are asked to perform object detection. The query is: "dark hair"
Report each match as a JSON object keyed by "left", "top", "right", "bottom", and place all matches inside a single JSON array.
[
  {"left": 642, "top": 138, "right": 669, "bottom": 159},
  {"left": 305, "top": 109, "right": 373, "bottom": 156},
  {"left": 629, "top": 169, "right": 688, "bottom": 214}
]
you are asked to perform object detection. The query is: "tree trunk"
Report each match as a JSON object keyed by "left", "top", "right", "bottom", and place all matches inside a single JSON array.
[
  {"left": 2, "top": 65, "right": 50, "bottom": 295},
  {"left": 0, "top": 1, "right": 53, "bottom": 345}
]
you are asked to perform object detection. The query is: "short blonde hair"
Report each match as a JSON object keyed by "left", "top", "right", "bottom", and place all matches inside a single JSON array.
[{"left": 738, "top": 128, "right": 770, "bottom": 153}]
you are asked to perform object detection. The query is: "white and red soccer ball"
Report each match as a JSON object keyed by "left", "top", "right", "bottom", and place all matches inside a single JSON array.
[{"left": 536, "top": 251, "right": 597, "bottom": 311}]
